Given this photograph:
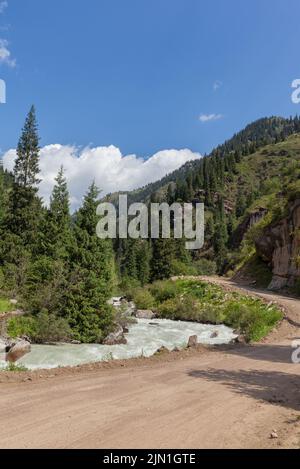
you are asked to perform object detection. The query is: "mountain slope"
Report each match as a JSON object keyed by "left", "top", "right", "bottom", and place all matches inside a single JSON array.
[{"left": 111, "top": 116, "right": 300, "bottom": 291}]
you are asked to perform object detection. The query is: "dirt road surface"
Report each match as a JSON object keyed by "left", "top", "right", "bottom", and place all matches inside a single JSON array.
[{"left": 0, "top": 279, "right": 299, "bottom": 449}]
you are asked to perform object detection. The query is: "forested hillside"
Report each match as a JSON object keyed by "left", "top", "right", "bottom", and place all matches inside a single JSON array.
[{"left": 113, "top": 116, "right": 300, "bottom": 292}]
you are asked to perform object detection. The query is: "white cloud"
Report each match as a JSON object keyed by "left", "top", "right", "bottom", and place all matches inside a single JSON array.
[
  {"left": 213, "top": 80, "right": 222, "bottom": 91},
  {"left": 199, "top": 113, "right": 223, "bottom": 123},
  {"left": 2, "top": 145, "right": 201, "bottom": 210},
  {"left": 0, "top": 38, "right": 16, "bottom": 67},
  {"left": 0, "top": 1, "right": 8, "bottom": 14}
]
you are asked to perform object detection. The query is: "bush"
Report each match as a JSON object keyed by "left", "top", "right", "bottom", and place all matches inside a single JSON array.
[
  {"left": 119, "top": 276, "right": 141, "bottom": 297},
  {"left": 170, "top": 260, "right": 197, "bottom": 276},
  {"left": 194, "top": 259, "right": 217, "bottom": 276},
  {"left": 149, "top": 280, "right": 178, "bottom": 303},
  {"left": 131, "top": 288, "right": 155, "bottom": 310},
  {"left": 33, "top": 311, "right": 72, "bottom": 344},
  {"left": 8, "top": 311, "right": 72, "bottom": 344},
  {"left": 8, "top": 315, "right": 37, "bottom": 338},
  {"left": 158, "top": 296, "right": 200, "bottom": 321},
  {"left": 223, "top": 299, "right": 283, "bottom": 342},
  {"left": 197, "top": 304, "right": 225, "bottom": 324}
]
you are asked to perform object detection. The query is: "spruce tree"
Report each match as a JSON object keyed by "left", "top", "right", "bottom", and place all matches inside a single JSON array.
[
  {"left": 64, "top": 182, "right": 115, "bottom": 343},
  {"left": 14, "top": 105, "right": 40, "bottom": 188},
  {"left": 122, "top": 239, "right": 138, "bottom": 280},
  {"left": 0, "top": 107, "right": 42, "bottom": 292},
  {"left": 6, "top": 106, "right": 42, "bottom": 243},
  {"left": 49, "top": 167, "right": 72, "bottom": 257},
  {"left": 136, "top": 240, "right": 151, "bottom": 285},
  {"left": 150, "top": 237, "right": 173, "bottom": 281}
]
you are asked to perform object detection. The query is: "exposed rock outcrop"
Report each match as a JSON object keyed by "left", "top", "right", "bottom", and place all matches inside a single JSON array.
[
  {"left": 232, "top": 207, "right": 268, "bottom": 249},
  {"left": 255, "top": 199, "right": 300, "bottom": 290}
]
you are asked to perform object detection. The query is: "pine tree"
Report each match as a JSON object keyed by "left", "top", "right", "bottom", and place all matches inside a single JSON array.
[
  {"left": 122, "top": 239, "right": 138, "bottom": 280},
  {"left": 0, "top": 107, "right": 43, "bottom": 293},
  {"left": 150, "top": 238, "right": 173, "bottom": 281},
  {"left": 136, "top": 240, "right": 151, "bottom": 285},
  {"left": 37, "top": 167, "right": 72, "bottom": 260},
  {"left": 5, "top": 106, "right": 42, "bottom": 244},
  {"left": 14, "top": 105, "right": 40, "bottom": 188},
  {"left": 64, "top": 182, "right": 115, "bottom": 343}
]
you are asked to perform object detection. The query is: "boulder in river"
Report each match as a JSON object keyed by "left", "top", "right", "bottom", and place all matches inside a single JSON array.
[
  {"left": 103, "top": 325, "right": 127, "bottom": 346},
  {"left": 210, "top": 331, "right": 219, "bottom": 339},
  {"left": 6, "top": 339, "right": 31, "bottom": 363},
  {"left": 135, "top": 310, "right": 156, "bottom": 320},
  {"left": 187, "top": 335, "right": 198, "bottom": 348}
]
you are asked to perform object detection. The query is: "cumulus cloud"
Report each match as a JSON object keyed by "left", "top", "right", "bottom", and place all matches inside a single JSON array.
[
  {"left": 0, "top": 38, "right": 16, "bottom": 67},
  {"left": 199, "top": 113, "right": 223, "bottom": 123},
  {"left": 3, "top": 144, "right": 201, "bottom": 210}
]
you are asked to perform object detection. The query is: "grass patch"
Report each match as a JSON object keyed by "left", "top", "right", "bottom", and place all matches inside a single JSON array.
[{"left": 3, "top": 363, "right": 28, "bottom": 372}]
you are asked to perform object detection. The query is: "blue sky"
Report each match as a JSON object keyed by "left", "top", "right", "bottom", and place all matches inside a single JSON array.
[{"left": 1, "top": 0, "right": 300, "bottom": 206}]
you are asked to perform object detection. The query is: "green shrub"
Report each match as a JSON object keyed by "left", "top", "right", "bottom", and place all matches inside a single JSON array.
[
  {"left": 131, "top": 288, "right": 155, "bottom": 309},
  {"left": 223, "top": 299, "right": 283, "bottom": 342},
  {"left": 149, "top": 280, "right": 178, "bottom": 303},
  {"left": 170, "top": 260, "right": 197, "bottom": 276},
  {"left": 194, "top": 259, "right": 217, "bottom": 276},
  {"left": 5, "top": 363, "right": 28, "bottom": 372},
  {"left": 8, "top": 311, "right": 72, "bottom": 344},
  {"left": 33, "top": 311, "right": 72, "bottom": 344},
  {"left": 158, "top": 296, "right": 199, "bottom": 321},
  {"left": 8, "top": 316, "right": 37, "bottom": 338},
  {"left": 197, "top": 304, "right": 225, "bottom": 324},
  {"left": 119, "top": 276, "right": 141, "bottom": 298}
]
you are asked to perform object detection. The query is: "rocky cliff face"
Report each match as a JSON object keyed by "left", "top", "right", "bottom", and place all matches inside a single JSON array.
[
  {"left": 255, "top": 199, "right": 300, "bottom": 290},
  {"left": 232, "top": 207, "right": 268, "bottom": 249}
]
